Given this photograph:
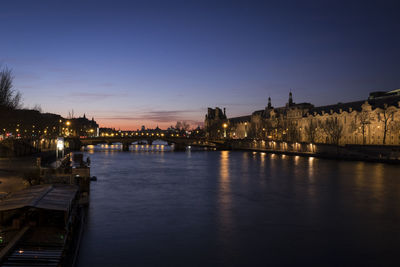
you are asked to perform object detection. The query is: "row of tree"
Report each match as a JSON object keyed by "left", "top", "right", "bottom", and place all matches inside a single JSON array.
[
  {"left": 248, "top": 118, "right": 344, "bottom": 145},
  {"left": 247, "top": 108, "right": 398, "bottom": 145}
]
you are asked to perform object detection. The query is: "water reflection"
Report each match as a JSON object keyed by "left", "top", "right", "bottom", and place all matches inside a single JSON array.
[
  {"left": 354, "top": 162, "right": 367, "bottom": 189},
  {"left": 294, "top": 155, "right": 300, "bottom": 166},
  {"left": 77, "top": 150, "right": 400, "bottom": 267},
  {"left": 83, "top": 144, "right": 171, "bottom": 152},
  {"left": 219, "top": 151, "right": 230, "bottom": 186},
  {"left": 218, "top": 151, "right": 233, "bottom": 251},
  {"left": 354, "top": 162, "right": 385, "bottom": 212},
  {"left": 308, "top": 157, "right": 315, "bottom": 181}
]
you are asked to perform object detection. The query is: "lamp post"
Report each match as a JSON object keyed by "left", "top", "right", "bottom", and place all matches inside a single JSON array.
[
  {"left": 65, "top": 121, "right": 71, "bottom": 136},
  {"left": 59, "top": 119, "right": 62, "bottom": 136},
  {"left": 56, "top": 137, "right": 64, "bottom": 159},
  {"left": 223, "top": 123, "right": 228, "bottom": 138}
]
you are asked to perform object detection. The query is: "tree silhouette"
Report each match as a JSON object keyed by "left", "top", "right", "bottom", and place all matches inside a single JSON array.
[
  {"left": 378, "top": 104, "right": 395, "bottom": 145},
  {"left": 0, "top": 67, "right": 22, "bottom": 110},
  {"left": 358, "top": 111, "right": 371, "bottom": 145},
  {"left": 321, "top": 118, "right": 343, "bottom": 145},
  {"left": 305, "top": 119, "right": 318, "bottom": 143}
]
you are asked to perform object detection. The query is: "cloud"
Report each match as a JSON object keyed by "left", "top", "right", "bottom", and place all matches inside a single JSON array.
[
  {"left": 214, "top": 102, "right": 255, "bottom": 107},
  {"left": 73, "top": 92, "right": 116, "bottom": 98},
  {"left": 97, "top": 109, "right": 203, "bottom": 123},
  {"left": 61, "top": 92, "right": 129, "bottom": 102}
]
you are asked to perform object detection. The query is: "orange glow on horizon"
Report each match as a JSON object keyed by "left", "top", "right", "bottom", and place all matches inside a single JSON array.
[{"left": 96, "top": 118, "right": 203, "bottom": 131}]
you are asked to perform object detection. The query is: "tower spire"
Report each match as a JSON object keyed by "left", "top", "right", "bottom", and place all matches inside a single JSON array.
[{"left": 289, "top": 91, "right": 293, "bottom": 106}]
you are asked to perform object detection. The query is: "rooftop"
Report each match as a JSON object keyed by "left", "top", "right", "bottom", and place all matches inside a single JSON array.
[{"left": 0, "top": 184, "right": 78, "bottom": 212}]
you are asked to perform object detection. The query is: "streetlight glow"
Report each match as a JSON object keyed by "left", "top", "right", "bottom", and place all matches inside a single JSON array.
[{"left": 223, "top": 123, "right": 228, "bottom": 138}]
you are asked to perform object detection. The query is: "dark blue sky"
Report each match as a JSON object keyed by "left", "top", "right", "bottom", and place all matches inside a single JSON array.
[{"left": 1, "top": 0, "right": 399, "bottom": 129}]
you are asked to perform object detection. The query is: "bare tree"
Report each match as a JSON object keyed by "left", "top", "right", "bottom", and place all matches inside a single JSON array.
[
  {"left": 358, "top": 111, "right": 371, "bottom": 145},
  {"left": 378, "top": 104, "right": 395, "bottom": 145},
  {"left": 32, "top": 104, "right": 43, "bottom": 113},
  {"left": 392, "top": 121, "right": 400, "bottom": 143},
  {"left": 0, "top": 67, "right": 22, "bottom": 109},
  {"left": 272, "top": 116, "right": 285, "bottom": 141},
  {"left": 175, "top": 121, "right": 182, "bottom": 130},
  {"left": 321, "top": 118, "right": 343, "bottom": 145},
  {"left": 248, "top": 121, "right": 262, "bottom": 139},
  {"left": 68, "top": 109, "right": 75, "bottom": 119},
  {"left": 175, "top": 121, "right": 190, "bottom": 131},
  {"left": 304, "top": 119, "right": 318, "bottom": 143},
  {"left": 286, "top": 120, "right": 300, "bottom": 142}
]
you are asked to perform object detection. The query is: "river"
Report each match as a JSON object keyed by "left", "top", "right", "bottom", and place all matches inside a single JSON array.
[{"left": 77, "top": 144, "right": 400, "bottom": 266}]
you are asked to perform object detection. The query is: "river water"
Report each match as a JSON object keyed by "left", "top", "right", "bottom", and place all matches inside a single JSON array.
[{"left": 77, "top": 144, "right": 400, "bottom": 266}]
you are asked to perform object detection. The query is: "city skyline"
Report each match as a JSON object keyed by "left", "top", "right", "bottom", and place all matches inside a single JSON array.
[{"left": 1, "top": 0, "right": 400, "bottom": 130}]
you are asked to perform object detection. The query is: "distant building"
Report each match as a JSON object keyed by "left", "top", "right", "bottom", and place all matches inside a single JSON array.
[
  {"left": 205, "top": 89, "right": 400, "bottom": 145},
  {"left": 0, "top": 110, "right": 99, "bottom": 139},
  {"left": 204, "top": 107, "right": 227, "bottom": 139},
  {"left": 66, "top": 114, "right": 99, "bottom": 137},
  {"left": 0, "top": 109, "right": 63, "bottom": 138}
]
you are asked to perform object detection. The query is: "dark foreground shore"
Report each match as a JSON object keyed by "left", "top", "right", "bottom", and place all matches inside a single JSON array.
[
  {"left": 0, "top": 151, "right": 56, "bottom": 195},
  {"left": 0, "top": 157, "right": 36, "bottom": 194}
]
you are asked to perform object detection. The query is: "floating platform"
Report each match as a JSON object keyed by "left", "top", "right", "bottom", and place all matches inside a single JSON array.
[{"left": 0, "top": 184, "right": 83, "bottom": 267}]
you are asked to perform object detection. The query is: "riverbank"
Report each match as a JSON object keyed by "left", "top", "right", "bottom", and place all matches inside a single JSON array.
[
  {"left": 235, "top": 147, "right": 400, "bottom": 164},
  {"left": 226, "top": 140, "right": 400, "bottom": 164},
  {"left": 0, "top": 157, "right": 36, "bottom": 195},
  {"left": 0, "top": 151, "right": 58, "bottom": 195}
]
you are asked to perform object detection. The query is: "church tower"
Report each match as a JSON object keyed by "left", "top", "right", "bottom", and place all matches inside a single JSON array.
[{"left": 267, "top": 97, "right": 272, "bottom": 109}]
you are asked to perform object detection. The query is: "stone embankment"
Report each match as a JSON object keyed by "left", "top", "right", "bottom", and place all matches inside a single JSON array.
[
  {"left": 0, "top": 139, "right": 57, "bottom": 158},
  {"left": 226, "top": 139, "right": 400, "bottom": 163}
]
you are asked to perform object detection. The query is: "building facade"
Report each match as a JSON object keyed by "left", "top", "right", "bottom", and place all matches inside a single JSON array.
[{"left": 205, "top": 89, "right": 400, "bottom": 145}]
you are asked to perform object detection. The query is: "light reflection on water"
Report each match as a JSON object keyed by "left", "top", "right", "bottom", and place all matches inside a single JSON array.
[
  {"left": 85, "top": 143, "right": 171, "bottom": 153},
  {"left": 78, "top": 148, "right": 400, "bottom": 267}
]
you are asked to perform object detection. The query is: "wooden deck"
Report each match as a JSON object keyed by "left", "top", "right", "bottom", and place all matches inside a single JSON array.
[{"left": 2, "top": 246, "right": 64, "bottom": 267}]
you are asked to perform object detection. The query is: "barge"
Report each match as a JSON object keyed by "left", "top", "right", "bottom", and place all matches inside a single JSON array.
[{"left": 0, "top": 184, "right": 84, "bottom": 267}]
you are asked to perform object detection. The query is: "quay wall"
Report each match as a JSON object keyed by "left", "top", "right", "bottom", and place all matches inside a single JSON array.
[
  {"left": 0, "top": 139, "right": 57, "bottom": 157},
  {"left": 227, "top": 139, "right": 400, "bottom": 163}
]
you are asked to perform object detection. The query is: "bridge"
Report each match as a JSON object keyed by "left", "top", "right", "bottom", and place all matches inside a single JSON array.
[
  {"left": 78, "top": 136, "right": 216, "bottom": 151},
  {"left": 0, "top": 136, "right": 224, "bottom": 157}
]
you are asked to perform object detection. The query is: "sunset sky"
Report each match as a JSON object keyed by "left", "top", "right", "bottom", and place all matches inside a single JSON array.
[{"left": 1, "top": 0, "right": 399, "bottom": 130}]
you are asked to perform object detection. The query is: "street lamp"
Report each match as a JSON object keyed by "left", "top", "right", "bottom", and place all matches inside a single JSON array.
[
  {"left": 223, "top": 123, "right": 228, "bottom": 138},
  {"left": 65, "top": 121, "right": 71, "bottom": 136},
  {"left": 56, "top": 137, "right": 64, "bottom": 159}
]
